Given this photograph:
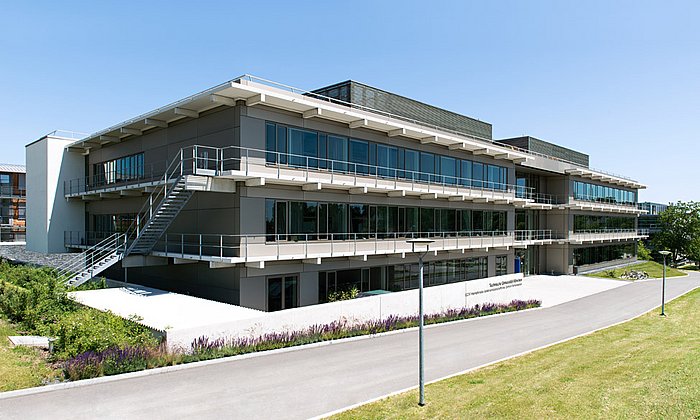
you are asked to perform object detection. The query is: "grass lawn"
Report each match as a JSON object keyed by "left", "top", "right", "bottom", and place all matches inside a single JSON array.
[
  {"left": 334, "top": 288, "right": 700, "bottom": 419},
  {"left": 584, "top": 260, "right": 686, "bottom": 280},
  {"left": 0, "top": 319, "right": 62, "bottom": 392}
]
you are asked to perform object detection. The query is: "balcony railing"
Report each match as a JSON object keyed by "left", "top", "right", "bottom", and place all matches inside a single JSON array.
[
  {"left": 569, "top": 229, "right": 649, "bottom": 242},
  {"left": 64, "top": 160, "right": 170, "bottom": 196},
  {"left": 65, "top": 229, "right": 558, "bottom": 263},
  {"left": 64, "top": 144, "right": 539, "bottom": 200},
  {"left": 571, "top": 194, "right": 638, "bottom": 208}
]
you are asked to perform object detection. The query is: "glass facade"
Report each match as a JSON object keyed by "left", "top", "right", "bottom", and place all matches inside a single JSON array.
[
  {"left": 573, "top": 181, "right": 636, "bottom": 205},
  {"left": 93, "top": 213, "right": 136, "bottom": 234},
  {"left": 265, "top": 199, "right": 507, "bottom": 241},
  {"left": 573, "top": 243, "right": 636, "bottom": 266},
  {"left": 265, "top": 123, "right": 509, "bottom": 190},
  {"left": 318, "top": 255, "right": 492, "bottom": 301},
  {"left": 573, "top": 215, "right": 635, "bottom": 231},
  {"left": 93, "top": 153, "right": 145, "bottom": 186}
]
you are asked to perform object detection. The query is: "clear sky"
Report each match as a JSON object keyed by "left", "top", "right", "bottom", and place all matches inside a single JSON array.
[{"left": 0, "top": 0, "right": 697, "bottom": 203}]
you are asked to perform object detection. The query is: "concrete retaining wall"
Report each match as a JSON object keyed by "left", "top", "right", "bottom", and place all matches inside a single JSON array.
[{"left": 166, "top": 273, "right": 529, "bottom": 350}]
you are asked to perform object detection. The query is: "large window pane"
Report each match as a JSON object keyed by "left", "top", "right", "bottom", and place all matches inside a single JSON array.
[
  {"left": 265, "top": 199, "right": 275, "bottom": 241},
  {"left": 441, "top": 156, "right": 457, "bottom": 185},
  {"left": 327, "top": 135, "right": 348, "bottom": 172},
  {"left": 377, "top": 144, "right": 398, "bottom": 178},
  {"left": 420, "top": 152, "right": 435, "bottom": 182},
  {"left": 350, "top": 204, "right": 369, "bottom": 238},
  {"left": 473, "top": 162, "right": 484, "bottom": 188},
  {"left": 404, "top": 149, "right": 419, "bottom": 181},
  {"left": 460, "top": 160, "right": 472, "bottom": 187},
  {"left": 349, "top": 139, "right": 369, "bottom": 175}
]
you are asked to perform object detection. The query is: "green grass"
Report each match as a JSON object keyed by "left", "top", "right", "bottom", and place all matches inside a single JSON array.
[
  {"left": 584, "top": 260, "right": 686, "bottom": 280},
  {"left": 334, "top": 288, "right": 700, "bottom": 419},
  {"left": 0, "top": 319, "right": 62, "bottom": 392}
]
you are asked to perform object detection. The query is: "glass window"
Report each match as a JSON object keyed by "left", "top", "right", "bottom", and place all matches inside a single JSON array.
[
  {"left": 460, "top": 160, "right": 472, "bottom": 187},
  {"left": 328, "top": 203, "right": 347, "bottom": 239},
  {"left": 420, "top": 152, "right": 435, "bottom": 182},
  {"left": 327, "top": 135, "right": 348, "bottom": 172},
  {"left": 487, "top": 165, "right": 500, "bottom": 190},
  {"left": 440, "top": 156, "right": 457, "bottom": 185},
  {"left": 276, "top": 201, "right": 287, "bottom": 240},
  {"left": 403, "top": 149, "right": 419, "bottom": 181},
  {"left": 265, "top": 199, "right": 275, "bottom": 241},
  {"left": 288, "top": 128, "right": 318, "bottom": 168},
  {"left": 349, "top": 204, "right": 369, "bottom": 237},
  {"left": 472, "top": 162, "right": 484, "bottom": 188},
  {"left": 420, "top": 207, "right": 436, "bottom": 234},
  {"left": 440, "top": 209, "right": 456, "bottom": 234},
  {"left": 277, "top": 125, "right": 287, "bottom": 164},
  {"left": 377, "top": 144, "right": 398, "bottom": 178},
  {"left": 289, "top": 201, "right": 317, "bottom": 240},
  {"left": 349, "top": 139, "right": 369, "bottom": 174},
  {"left": 460, "top": 209, "right": 472, "bottom": 233}
]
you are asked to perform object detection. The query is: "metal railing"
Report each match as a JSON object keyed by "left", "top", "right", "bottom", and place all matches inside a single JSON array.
[
  {"left": 120, "top": 229, "right": 559, "bottom": 262},
  {"left": 54, "top": 233, "right": 126, "bottom": 285},
  {"left": 514, "top": 230, "right": 560, "bottom": 241},
  {"left": 46, "top": 130, "right": 88, "bottom": 140},
  {"left": 65, "top": 144, "right": 538, "bottom": 199},
  {"left": 64, "top": 160, "right": 169, "bottom": 196},
  {"left": 570, "top": 229, "right": 649, "bottom": 241},
  {"left": 571, "top": 194, "right": 638, "bottom": 208}
]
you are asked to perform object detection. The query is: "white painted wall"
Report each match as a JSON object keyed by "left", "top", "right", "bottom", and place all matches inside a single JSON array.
[
  {"left": 26, "top": 136, "right": 84, "bottom": 253},
  {"left": 166, "top": 273, "right": 529, "bottom": 350}
]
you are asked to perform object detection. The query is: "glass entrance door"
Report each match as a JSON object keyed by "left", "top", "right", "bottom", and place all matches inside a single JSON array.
[{"left": 267, "top": 275, "right": 299, "bottom": 311}]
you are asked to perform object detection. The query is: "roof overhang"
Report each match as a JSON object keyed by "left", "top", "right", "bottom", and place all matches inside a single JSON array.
[
  {"left": 66, "top": 77, "right": 531, "bottom": 163},
  {"left": 565, "top": 168, "right": 645, "bottom": 189}
]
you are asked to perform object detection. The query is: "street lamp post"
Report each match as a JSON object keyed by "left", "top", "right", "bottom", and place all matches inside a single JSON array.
[
  {"left": 407, "top": 238, "right": 434, "bottom": 407},
  {"left": 659, "top": 250, "right": 671, "bottom": 316}
]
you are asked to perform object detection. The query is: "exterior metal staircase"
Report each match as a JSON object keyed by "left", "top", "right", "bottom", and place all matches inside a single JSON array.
[
  {"left": 55, "top": 233, "right": 127, "bottom": 287},
  {"left": 126, "top": 176, "right": 193, "bottom": 255},
  {"left": 58, "top": 148, "right": 201, "bottom": 287}
]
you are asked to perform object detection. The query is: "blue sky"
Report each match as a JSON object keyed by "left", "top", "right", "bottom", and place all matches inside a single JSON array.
[{"left": 0, "top": 0, "right": 697, "bottom": 203}]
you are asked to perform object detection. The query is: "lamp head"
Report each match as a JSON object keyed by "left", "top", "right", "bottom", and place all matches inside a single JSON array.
[{"left": 659, "top": 250, "right": 671, "bottom": 256}]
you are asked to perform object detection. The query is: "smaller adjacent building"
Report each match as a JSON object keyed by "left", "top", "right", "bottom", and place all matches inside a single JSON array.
[
  {"left": 0, "top": 164, "right": 26, "bottom": 243},
  {"left": 637, "top": 201, "right": 668, "bottom": 235}
]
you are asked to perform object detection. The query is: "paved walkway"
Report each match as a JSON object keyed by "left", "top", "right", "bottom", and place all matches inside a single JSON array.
[{"left": 1, "top": 274, "right": 698, "bottom": 420}]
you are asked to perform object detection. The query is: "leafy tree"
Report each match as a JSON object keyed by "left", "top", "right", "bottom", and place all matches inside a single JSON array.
[{"left": 652, "top": 201, "right": 700, "bottom": 265}]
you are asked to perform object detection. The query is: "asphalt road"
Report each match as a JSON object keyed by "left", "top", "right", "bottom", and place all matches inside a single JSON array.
[{"left": 1, "top": 274, "right": 698, "bottom": 420}]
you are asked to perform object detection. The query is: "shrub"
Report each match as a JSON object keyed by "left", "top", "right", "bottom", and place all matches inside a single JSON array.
[
  {"left": 327, "top": 286, "right": 359, "bottom": 302},
  {"left": 637, "top": 241, "right": 652, "bottom": 261},
  {"left": 64, "top": 345, "right": 177, "bottom": 381},
  {"left": 53, "top": 309, "right": 158, "bottom": 359}
]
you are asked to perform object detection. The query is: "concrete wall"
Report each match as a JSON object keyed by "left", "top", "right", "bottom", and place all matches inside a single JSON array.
[
  {"left": 26, "top": 136, "right": 85, "bottom": 253},
  {"left": 166, "top": 272, "right": 527, "bottom": 350}
]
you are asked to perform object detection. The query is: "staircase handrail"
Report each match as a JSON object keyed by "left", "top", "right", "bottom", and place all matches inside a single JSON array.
[
  {"left": 123, "top": 146, "right": 203, "bottom": 255},
  {"left": 54, "top": 233, "right": 126, "bottom": 283}
]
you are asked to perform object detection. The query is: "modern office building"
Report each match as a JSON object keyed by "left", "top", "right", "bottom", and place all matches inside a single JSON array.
[
  {"left": 26, "top": 76, "right": 647, "bottom": 310},
  {"left": 0, "top": 164, "right": 26, "bottom": 243}
]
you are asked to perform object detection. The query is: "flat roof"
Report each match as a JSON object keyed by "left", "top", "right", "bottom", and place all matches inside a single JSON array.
[{"left": 69, "top": 284, "right": 264, "bottom": 331}]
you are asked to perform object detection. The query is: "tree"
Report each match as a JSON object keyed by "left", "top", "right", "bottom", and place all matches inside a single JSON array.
[{"left": 652, "top": 201, "right": 700, "bottom": 265}]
